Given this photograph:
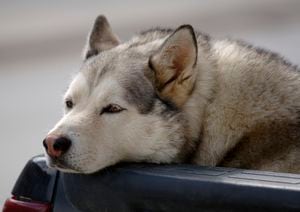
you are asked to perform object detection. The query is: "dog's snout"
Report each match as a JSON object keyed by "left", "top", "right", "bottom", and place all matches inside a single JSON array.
[{"left": 43, "top": 135, "right": 71, "bottom": 158}]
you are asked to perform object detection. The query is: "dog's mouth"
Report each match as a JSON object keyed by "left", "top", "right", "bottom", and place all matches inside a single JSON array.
[{"left": 47, "top": 157, "right": 80, "bottom": 173}]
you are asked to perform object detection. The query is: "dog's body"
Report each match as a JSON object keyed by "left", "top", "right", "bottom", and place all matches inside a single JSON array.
[{"left": 44, "top": 15, "right": 300, "bottom": 174}]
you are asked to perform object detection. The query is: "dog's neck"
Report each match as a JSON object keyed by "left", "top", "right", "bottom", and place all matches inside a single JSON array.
[{"left": 179, "top": 52, "right": 217, "bottom": 162}]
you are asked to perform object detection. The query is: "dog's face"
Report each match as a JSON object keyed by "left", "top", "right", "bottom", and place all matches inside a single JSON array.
[{"left": 43, "top": 15, "right": 198, "bottom": 173}]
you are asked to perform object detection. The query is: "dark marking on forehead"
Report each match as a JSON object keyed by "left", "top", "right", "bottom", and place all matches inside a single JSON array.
[
  {"left": 94, "top": 64, "right": 111, "bottom": 87},
  {"left": 121, "top": 72, "right": 156, "bottom": 114}
]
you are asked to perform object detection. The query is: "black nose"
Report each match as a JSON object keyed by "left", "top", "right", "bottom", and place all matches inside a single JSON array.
[{"left": 53, "top": 137, "right": 72, "bottom": 152}]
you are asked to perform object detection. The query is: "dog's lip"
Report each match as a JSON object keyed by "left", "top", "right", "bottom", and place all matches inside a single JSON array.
[
  {"left": 46, "top": 154, "right": 82, "bottom": 173},
  {"left": 54, "top": 162, "right": 69, "bottom": 169},
  {"left": 49, "top": 157, "right": 73, "bottom": 170}
]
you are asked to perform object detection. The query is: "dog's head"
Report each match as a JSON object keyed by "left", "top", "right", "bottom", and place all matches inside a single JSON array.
[{"left": 43, "top": 15, "right": 198, "bottom": 173}]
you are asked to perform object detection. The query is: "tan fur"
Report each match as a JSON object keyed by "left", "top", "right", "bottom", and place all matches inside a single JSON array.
[
  {"left": 219, "top": 121, "right": 300, "bottom": 172},
  {"left": 191, "top": 40, "right": 300, "bottom": 173},
  {"left": 150, "top": 26, "right": 198, "bottom": 107}
]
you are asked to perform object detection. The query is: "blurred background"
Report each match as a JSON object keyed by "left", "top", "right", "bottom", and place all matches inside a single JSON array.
[{"left": 1, "top": 0, "right": 300, "bottom": 207}]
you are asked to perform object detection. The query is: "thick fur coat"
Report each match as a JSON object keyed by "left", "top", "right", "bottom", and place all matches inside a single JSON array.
[{"left": 43, "top": 15, "right": 300, "bottom": 174}]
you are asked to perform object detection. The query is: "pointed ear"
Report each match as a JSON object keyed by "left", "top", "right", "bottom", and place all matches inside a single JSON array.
[
  {"left": 83, "top": 15, "right": 120, "bottom": 59},
  {"left": 149, "top": 25, "right": 198, "bottom": 107}
]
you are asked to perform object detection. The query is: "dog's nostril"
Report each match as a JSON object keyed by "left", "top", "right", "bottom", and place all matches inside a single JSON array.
[
  {"left": 43, "top": 139, "right": 48, "bottom": 150},
  {"left": 53, "top": 137, "right": 72, "bottom": 153}
]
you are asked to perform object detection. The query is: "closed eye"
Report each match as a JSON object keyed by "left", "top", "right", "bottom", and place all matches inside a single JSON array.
[{"left": 100, "top": 104, "right": 125, "bottom": 115}]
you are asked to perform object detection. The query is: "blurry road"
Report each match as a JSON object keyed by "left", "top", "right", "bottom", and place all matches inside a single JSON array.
[{"left": 1, "top": 0, "right": 300, "bottom": 207}]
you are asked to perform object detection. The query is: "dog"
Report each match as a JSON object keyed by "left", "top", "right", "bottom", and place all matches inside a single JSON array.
[{"left": 43, "top": 15, "right": 300, "bottom": 174}]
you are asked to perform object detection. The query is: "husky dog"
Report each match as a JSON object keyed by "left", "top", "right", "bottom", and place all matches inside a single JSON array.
[{"left": 43, "top": 15, "right": 300, "bottom": 174}]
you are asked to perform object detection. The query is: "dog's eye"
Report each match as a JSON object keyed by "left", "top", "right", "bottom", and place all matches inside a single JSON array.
[
  {"left": 65, "top": 100, "right": 73, "bottom": 109},
  {"left": 100, "top": 104, "right": 125, "bottom": 115}
]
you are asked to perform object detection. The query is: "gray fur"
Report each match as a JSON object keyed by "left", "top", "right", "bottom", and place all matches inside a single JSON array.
[
  {"left": 121, "top": 71, "right": 156, "bottom": 114},
  {"left": 44, "top": 15, "right": 300, "bottom": 174}
]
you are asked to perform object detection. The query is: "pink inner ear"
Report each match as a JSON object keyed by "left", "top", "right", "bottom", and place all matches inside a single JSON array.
[{"left": 170, "top": 44, "right": 190, "bottom": 75}]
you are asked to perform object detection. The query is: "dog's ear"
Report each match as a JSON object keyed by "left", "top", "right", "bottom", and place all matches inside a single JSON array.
[
  {"left": 149, "top": 25, "right": 198, "bottom": 107},
  {"left": 83, "top": 15, "right": 120, "bottom": 59}
]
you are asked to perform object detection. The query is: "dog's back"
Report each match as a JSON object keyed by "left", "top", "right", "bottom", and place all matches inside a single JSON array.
[{"left": 192, "top": 38, "right": 300, "bottom": 173}]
